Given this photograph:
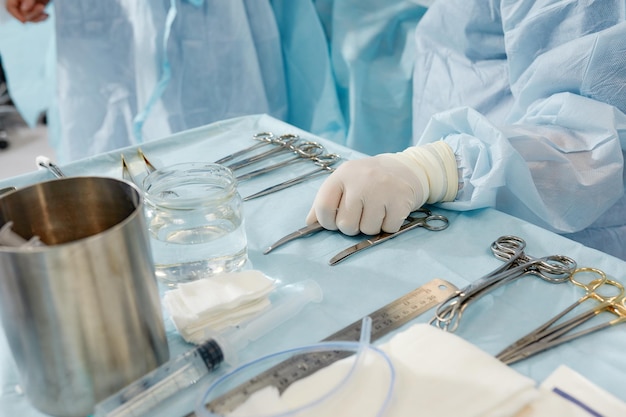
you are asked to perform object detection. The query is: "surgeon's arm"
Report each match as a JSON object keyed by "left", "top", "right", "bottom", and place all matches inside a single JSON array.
[
  {"left": 308, "top": 0, "right": 626, "bottom": 237},
  {"left": 419, "top": 0, "right": 626, "bottom": 234},
  {"left": 306, "top": 141, "right": 458, "bottom": 235}
]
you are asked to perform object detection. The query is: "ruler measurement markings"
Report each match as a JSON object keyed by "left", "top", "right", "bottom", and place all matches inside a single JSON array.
[{"left": 186, "top": 278, "right": 457, "bottom": 416}]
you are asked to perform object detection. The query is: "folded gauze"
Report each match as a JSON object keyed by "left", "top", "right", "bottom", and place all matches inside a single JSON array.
[
  {"left": 163, "top": 270, "right": 276, "bottom": 344},
  {"left": 228, "top": 324, "right": 590, "bottom": 417}
]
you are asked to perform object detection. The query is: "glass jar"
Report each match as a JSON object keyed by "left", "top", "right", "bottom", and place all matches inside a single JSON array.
[{"left": 143, "top": 162, "right": 248, "bottom": 286}]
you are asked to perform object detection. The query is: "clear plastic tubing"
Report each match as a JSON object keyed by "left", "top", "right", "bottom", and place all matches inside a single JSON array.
[{"left": 195, "top": 316, "right": 396, "bottom": 417}]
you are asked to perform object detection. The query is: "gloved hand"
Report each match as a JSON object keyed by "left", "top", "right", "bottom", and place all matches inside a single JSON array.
[{"left": 306, "top": 141, "right": 458, "bottom": 235}]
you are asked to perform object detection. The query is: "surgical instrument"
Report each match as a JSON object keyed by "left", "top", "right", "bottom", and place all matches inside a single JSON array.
[
  {"left": 243, "top": 154, "right": 339, "bottom": 201},
  {"left": 214, "top": 132, "right": 276, "bottom": 165},
  {"left": 121, "top": 154, "right": 139, "bottom": 187},
  {"left": 0, "top": 186, "right": 16, "bottom": 196},
  {"left": 264, "top": 222, "right": 326, "bottom": 254},
  {"left": 36, "top": 155, "right": 66, "bottom": 178},
  {"left": 502, "top": 295, "right": 626, "bottom": 364},
  {"left": 497, "top": 268, "right": 625, "bottom": 364},
  {"left": 137, "top": 147, "right": 157, "bottom": 174},
  {"left": 224, "top": 134, "right": 301, "bottom": 171},
  {"left": 264, "top": 208, "right": 448, "bottom": 261},
  {"left": 496, "top": 267, "right": 607, "bottom": 360},
  {"left": 121, "top": 148, "right": 159, "bottom": 188},
  {"left": 235, "top": 143, "right": 327, "bottom": 182},
  {"left": 193, "top": 278, "right": 458, "bottom": 416},
  {"left": 92, "top": 280, "right": 323, "bottom": 417},
  {"left": 430, "top": 236, "right": 576, "bottom": 332},
  {"left": 328, "top": 209, "right": 449, "bottom": 265}
]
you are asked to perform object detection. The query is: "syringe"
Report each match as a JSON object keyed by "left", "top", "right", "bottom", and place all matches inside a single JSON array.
[{"left": 91, "top": 279, "right": 323, "bottom": 417}]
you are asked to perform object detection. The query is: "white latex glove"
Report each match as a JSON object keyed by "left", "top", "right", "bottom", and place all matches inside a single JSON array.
[{"left": 306, "top": 141, "right": 458, "bottom": 235}]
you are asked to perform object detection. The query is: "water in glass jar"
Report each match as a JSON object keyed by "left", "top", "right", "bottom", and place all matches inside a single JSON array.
[
  {"left": 143, "top": 162, "right": 249, "bottom": 286},
  {"left": 149, "top": 216, "right": 247, "bottom": 285}
]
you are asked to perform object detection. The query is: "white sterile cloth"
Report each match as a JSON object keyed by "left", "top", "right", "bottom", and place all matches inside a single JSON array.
[
  {"left": 163, "top": 270, "right": 276, "bottom": 344},
  {"left": 0, "top": 221, "right": 44, "bottom": 247},
  {"left": 228, "top": 324, "right": 590, "bottom": 417}
]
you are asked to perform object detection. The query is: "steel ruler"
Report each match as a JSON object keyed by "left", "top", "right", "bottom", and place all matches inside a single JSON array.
[{"left": 187, "top": 277, "right": 458, "bottom": 416}]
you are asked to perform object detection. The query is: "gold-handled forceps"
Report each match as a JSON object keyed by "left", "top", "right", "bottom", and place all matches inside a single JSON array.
[
  {"left": 430, "top": 236, "right": 577, "bottom": 332},
  {"left": 497, "top": 267, "right": 625, "bottom": 364}
]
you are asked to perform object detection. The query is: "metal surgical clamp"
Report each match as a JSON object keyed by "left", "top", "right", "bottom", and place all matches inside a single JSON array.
[
  {"left": 264, "top": 208, "right": 447, "bottom": 261},
  {"left": 430, "top": 236, "right": 577, "bottom": 332},
  {"left": 264, "top": 222, "right": 326, "bottom": 254},
  {"left": 235, "top": 142, "right": 326, "bottom": 182},
  {"left": 224, "top": 134, "right": 301, "bottom": 171},
  {"left": 328, "top": 209, "right": 449, "bottom": 265},
  {"left": 214, "top": 132, "right": 277, "bottom": 165},
  {"left": 243, "top": 154, "right": 340, "bottom": 201},
  {"left": 497, "top": 267, "right": 625, "bottom": 364}
]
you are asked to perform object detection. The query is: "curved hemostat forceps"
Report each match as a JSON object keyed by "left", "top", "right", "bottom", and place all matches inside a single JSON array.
[
  {"left": 223, "top": 134, "right": 302, "bottom": 171},
  {"left": 235, "top": 142, "right": 326, "bottom": 182},
  {"left": 243, "top": 154, "right": 340, "bottom": 201},
  {"left": 430, "top": 236, "right": 577, "bottom": 333},
  {"left": 264, "top": 207, "right": 449, "bottom": 265},
  {"left": 496, "top": 267, "right": 626, "bottom": 364},
  {"left": 214, "top": 132, "right": 278, "bottom": 165}
]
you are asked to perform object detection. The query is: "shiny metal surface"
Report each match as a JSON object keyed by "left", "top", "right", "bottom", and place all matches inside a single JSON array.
[
  {"left": 0, "top": 177, "right": 169, "bottom": 417},
  {"left": 328, "top": 208, "right": 449, "bottom": 265}
]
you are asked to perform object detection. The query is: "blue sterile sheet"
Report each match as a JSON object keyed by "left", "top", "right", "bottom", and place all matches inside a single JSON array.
[{"left": 1, "top": 114, "right": 625, "bottom": 416}]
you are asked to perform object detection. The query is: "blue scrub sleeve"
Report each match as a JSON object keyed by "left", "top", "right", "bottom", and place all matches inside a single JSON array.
[{"left": 414, "top": 0, "right": 626, "bottom": 236}]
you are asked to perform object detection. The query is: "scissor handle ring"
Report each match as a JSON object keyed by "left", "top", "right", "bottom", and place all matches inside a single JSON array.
[
  {"left": 292, "top": 141, "right": 325, "bottom": 158},
  {"left": 313, "top": 153, "right": 341, "bottom": 165},
  {"left": 274, "top": 135, "right": 300, "bottom": 149},
  {"left": 569, "top": 267, "right": 607, "bottom": 292},
  {"left": 420, "top": 214, "right": 449, "bottom": 231},
  {"left": 587, "top": 278, "right": 625, "bottom": 303},
  {"left": 491, "top": 236, "right": 527, "bottom": 262},
  {"left": 313, "top": 155, "right": 341, "bottom": 170},
  {"left": 253, "top": 132, "right": 275, "bottom": 142},
  {"left": 529, "top": 255, "right": 577, "bottom": 283}
]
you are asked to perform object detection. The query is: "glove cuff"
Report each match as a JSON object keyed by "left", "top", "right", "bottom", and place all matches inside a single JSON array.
[{"left": 399, "top": 141, "right": 458, "bottom": 204}]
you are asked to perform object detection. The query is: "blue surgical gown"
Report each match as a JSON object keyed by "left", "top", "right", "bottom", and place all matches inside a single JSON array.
[
  {"left": 50, "top": 0, "right": 345, "bottom": 163},
  {"left": 409, "top": 0, "right": 626, "bottom": 259}
]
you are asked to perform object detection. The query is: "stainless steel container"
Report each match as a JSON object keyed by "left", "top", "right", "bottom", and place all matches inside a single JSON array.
[{"left": 0, "top": 177, "right": 170, "bottom": 417}]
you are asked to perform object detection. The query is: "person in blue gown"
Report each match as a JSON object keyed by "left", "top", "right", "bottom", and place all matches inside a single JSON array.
[
  {"left": 2, "top": 0, "right": 346, "bottom": 163},
  {"left": 308, "top": 0, "right": 626, "bottom": 260},
  {"left": 7, "top": 0, "right": 626, "bottom": 260}
]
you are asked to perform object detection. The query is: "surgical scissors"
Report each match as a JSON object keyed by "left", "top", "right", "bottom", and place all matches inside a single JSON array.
[
  {"left": 430, "top": 236, "right": 576, "bottom": 332},
  {"left": 264, "top": 207, "right": 447, "bottom": 257},
  {"left": 328, "top": 209, "right": 448, "bottom": 265},
  {"left": 497, "top": 268, "right": 625, "bottom": 364}
]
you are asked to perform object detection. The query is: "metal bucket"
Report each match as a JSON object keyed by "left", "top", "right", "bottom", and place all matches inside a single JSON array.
[{"left": 0, "top": 177, "right": 170, "bottom": 417}]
